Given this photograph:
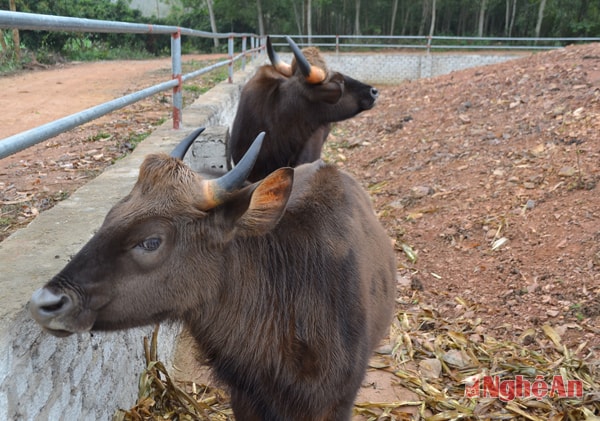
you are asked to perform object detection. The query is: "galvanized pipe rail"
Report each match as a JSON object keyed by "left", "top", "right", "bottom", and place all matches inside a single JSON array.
[
  {"left": 270, "top": 34, "right": 600, "bottom": 53},
  {"left": 0, "top": 10, "right": 264, "bottom": 159}
]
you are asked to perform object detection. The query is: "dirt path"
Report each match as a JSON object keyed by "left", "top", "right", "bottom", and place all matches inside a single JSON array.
[
  {"left": 0, "top": 55, "right": 223, "bottom": 139},
  {"left": 0, "top": 55, "right": 226, "bottom": 240},
  {"left": 1, "top": 60, "right": 163, "bottom": 139}
]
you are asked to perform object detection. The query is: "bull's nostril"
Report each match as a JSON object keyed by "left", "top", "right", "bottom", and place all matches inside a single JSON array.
[
  {"left": 30, "top": 288, "right": 72, "bottom": 317},
  {"left": 371, "top": 88, "right": 379, "bottom": 99},
  {"left": 41, "top": 295, "right": 69, "bottom": 313}
]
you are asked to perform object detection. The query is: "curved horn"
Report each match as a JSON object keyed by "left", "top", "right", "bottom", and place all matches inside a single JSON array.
[
  {"left": 285, "top": 36, "right": 326, "bottom": 84},
  {"left": 200, "top": 132, "right": 265, "bottom": 209},
  {"left": 170, "top": 127, "right": 206, "bottom": 159},
  {"left": 267, "top": 36, "right": 292, "bottom": 76}
]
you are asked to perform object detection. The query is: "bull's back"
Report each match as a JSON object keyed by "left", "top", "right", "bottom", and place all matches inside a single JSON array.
[
  {"left": 287, "top": 162, "right": 396, "bottom": 350},
  {"left": 338, "top": 169, "right": 396, "bottom": 350}
]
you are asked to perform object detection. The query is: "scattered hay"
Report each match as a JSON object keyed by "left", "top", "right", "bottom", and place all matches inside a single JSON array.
[
  {"left": 116, "top": 299, "right": 599, "bottom": 420},
  {"left": 359, "top": 295, "right": 600, "bottom": 420},
  {"left": 113, "top": 326, "right": 233, "bottom": 421}
]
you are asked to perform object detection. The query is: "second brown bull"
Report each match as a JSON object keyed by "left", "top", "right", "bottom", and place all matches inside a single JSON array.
[{"left": 229, "top": 36, "right": 379, "bottom": 182}]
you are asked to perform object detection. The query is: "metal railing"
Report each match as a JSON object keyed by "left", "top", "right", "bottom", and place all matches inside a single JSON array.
[
  {"left": 0, "top": 11, "right": 265, "bottom": 160},
  {"left": 270, "top": 34, "right": 600, "bottom": 53},
  {"left": 2, "top": 11, "right": 599, "bottom": 160}
]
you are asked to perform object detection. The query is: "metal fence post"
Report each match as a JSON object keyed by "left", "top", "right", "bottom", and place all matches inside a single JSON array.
[
  {"left": 171, "top": 28, "right": 183, "bottom": 129},
  {"left": 242, "top": 36, "right": 247, "bottom": 70},
  {"left": 228, "top": 35, "right": 234, "bottom": 83}
]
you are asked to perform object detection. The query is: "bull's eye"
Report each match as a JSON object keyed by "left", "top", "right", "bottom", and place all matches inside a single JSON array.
[{"left": 137, "top": 237, "right": 161, "bottom": 251}]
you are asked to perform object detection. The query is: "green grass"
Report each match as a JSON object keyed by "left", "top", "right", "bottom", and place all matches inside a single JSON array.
[
  {"left": 128, "top": 131, "right": 151, "bottom": 149},
  {"left": 87, "top": 132, "right": 112, "bottom": 142},
  {"left": 183, "top": 85, "right": 203, "bottom": 93}
]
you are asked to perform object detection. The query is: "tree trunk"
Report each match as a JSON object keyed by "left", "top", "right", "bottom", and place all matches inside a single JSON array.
[
  {"left": 9, "top": 0, "right": 20, "bottom": 61},
  {"left": 0, "top": 30, "right": 7, "bottom": 58},
  {"left": 292, "top": 1, "right": 303, "bottom": 37},
  {"left": 256, "top": 0, "right": 265, "bottom": 37},
  {"left": 477, "top": 0, "right": 487, "bottom": 37},
  {"left": 428, "top": 0, "right": 436, "bottom": 38},
  {"left": 206, "top": 0, "right": 219, "bottom": 48},
  {"left": 401, "top": 6, "right": 411, "bottom": 35},
  {"left": 354, "top": 0, "right": 361, "bottom": 36},
  {"left": 504, "top": 0, "right": 510, "bottom": 35},
  {"left": 418, "top": 0, "right": 431, "bottom": 36},
  {"left": 390, "top": 0, "right": 399, "bottom": 36},
  {"left": 306, "top": 0, "right": 312, "bottom": 43},
  {"left": 508, "top": 0, "right": 517, "bottom": 36},
  {"left": 534, "top": 0, "right": 547, "bottom": 39}
]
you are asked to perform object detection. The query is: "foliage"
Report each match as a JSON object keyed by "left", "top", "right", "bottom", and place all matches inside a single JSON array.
[
  {"left": 1, "top": 0, "right": 156, "bottom": 62},
  {"left": 1, "top": 0, "right": 599, "bottom": 66},
  {"left": 208, "top": 0, "right": 600, "bottom": 38}
]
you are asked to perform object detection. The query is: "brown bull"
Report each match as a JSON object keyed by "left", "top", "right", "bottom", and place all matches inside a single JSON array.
[
  {"left": 229, "top": 36, "right": 379, "bottom": 182},
  {"left": 29, "top": 128, "right": 396, "bottom": 421}
]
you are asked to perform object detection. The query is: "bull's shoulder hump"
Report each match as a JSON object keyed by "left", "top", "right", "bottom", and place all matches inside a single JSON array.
[
  {"left": 286, "top": 160, "right": 361, "bottom": 210},
  {"left": 250, "top": 65, "right": 288, "bottom": 85}
]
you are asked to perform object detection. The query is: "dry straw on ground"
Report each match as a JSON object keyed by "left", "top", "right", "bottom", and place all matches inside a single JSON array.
[{"left": 114, "top": 301, "right": 600, "bottom": 420}]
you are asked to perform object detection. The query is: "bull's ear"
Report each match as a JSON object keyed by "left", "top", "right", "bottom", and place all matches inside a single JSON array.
[
  {"left": 309, "top": 75, "right": 344, "bottom": 104},
  {"left": 236, "top": 167, "right": 294, "bottom": 236}
]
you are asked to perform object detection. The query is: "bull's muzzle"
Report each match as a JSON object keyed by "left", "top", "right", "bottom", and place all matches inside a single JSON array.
[
  {"left": 370, "top": 87, "right": 379, "bottom": 100},
  {"left": 29, "top": 288, "right": 79, "bottom": 337}
]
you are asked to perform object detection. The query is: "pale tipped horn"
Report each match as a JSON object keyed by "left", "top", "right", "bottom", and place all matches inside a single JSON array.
[
  {"left": 267, "top": 36, "right": 292, "bottom": 76},
  {"left": 285, "top": 36, "right": 326, "bottom": 84},
  {"left": 200, "top": 132, "right": 265, "bottom": 209},
  {"left": 170, "top": 127, "right": 206, "bottom": 159}
]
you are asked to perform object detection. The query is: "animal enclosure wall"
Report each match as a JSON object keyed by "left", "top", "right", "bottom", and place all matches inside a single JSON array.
[{"left": 280, "top": 52, "right": 522, "bottom": 84}]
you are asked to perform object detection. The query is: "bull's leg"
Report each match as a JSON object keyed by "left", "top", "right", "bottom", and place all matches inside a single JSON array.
[
  {"left": 230, "top": 387, "right": 284, "bottom": 421},
  {"left": 327, "top": 395, "right": 357, "bottom": 421},
  {"left": 229, "top": 388, "right": 263, "bottom": 421},
  {"left": 320, "top": 373, "right": 366, "bottom": 421}
]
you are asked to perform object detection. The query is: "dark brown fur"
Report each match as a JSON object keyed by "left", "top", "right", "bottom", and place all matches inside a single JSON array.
[
  {"left": 29, "top": 157, "right": 396, "bottom": 421},
  {"left": 229, "top": 47, "right": 379, "bottom": 182}
]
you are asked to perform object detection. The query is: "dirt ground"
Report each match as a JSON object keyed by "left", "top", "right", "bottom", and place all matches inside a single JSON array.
[
  {"left": 0, "top": 54, "right": 226, "bottom": 239},
  {"left": 329, "top": 43, "right": 600, "bottom": 354},
  {"left": 1, "top": 45, "right": 599, "bottom": 417}
]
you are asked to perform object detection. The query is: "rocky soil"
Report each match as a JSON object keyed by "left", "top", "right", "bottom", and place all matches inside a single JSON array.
[{"left": 331, "top": 42, "right": 600, "bottom": 354}]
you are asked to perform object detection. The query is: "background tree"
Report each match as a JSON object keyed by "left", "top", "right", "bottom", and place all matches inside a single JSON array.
[
  {"left": 354, "top": 0, "right": 361, "bottom": 35},
  {"left": 206, "top": 0, "right": 219, "bottom": 48},
  {"left": 506, "top": 0, "right": 517, "bottom": 36},
  {"left": 9, "top": 0, "right": 20, "bottom": 61},
  {"left": 306, "top": 0, "right": 312, "bottom": 42},
  {"left": 429, "top": 0, "right": 436, "bottom": 39},
  {"left": 478, "top": 0, "right": 487, "bottom": 37},
  {"left": 3, "top": 0, "right": 600, "bottom": 66},
  {"left": 535, "top": 0, "right": 547, "bottom": 39},
  {"left": 389, "top": 0, "right": 398, "bottom": 36},
  {"left": 256, "top": 0, "right": 265, "bottom": 36}
]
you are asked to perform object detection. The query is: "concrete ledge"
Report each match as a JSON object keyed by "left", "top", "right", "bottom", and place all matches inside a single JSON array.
[
  {"left": 0, "top": 61, "right": 258, "bottom": 420},
  {"left": 184, "top": 125, "right": 230, "bottom": 173}
]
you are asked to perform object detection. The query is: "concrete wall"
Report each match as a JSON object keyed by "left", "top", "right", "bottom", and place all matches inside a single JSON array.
[
  {"left": 0, "top": 51, "right": 522, "bottom": 420},
  {"left": 280, "top": 52, "right": 522, "bottom": 84},
  {"left": 0, "top": 62, "right": 257, "bottom": 421}
]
